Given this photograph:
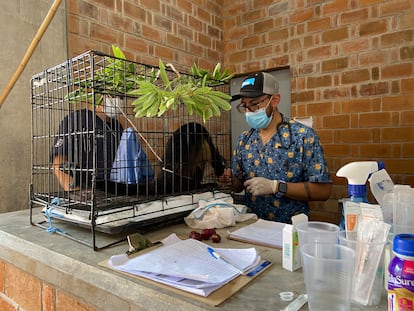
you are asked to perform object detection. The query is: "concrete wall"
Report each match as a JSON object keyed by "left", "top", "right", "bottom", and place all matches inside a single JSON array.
[{"left": 0, "top": 0, "right": 67, "bottom": 213}]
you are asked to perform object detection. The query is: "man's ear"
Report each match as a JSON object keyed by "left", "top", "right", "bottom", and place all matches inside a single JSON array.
[{"left": 270, "top": 94, "right": 281, "bottom": 107}]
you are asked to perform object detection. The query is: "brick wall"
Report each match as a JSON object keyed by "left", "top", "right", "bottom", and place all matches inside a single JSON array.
[
  {"left": 0, "top": 259, "right": 96, "bottom": 311},
  {"left": 67, "top": 0, "right": 414, "bottom": 222},
  {"left": 67, "top": 0, "right": 224, "bottom": 72}
]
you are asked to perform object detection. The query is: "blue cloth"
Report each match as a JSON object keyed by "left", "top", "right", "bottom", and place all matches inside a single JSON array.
[
  {"left": 232, "top": 117, "right": 332, "bottom": 223},
  {"left": 110, "top": 128, "right": 154, "bottom": 184}
]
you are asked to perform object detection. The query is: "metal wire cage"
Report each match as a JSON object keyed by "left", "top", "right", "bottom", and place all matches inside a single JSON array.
[{"left": 30, "top": 50, "right": 232, "bottom": 250}]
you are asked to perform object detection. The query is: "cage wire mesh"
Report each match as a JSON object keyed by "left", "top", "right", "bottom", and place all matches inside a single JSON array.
[{"left": 30, "top": 50, "right": 232, "bottom": 249}]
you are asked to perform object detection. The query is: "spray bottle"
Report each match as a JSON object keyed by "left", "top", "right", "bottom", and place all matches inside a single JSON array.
[{"left": 336, "top": 161, "right": 385, "bottom": 230}]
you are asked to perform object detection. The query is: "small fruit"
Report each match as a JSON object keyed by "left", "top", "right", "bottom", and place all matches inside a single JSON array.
[
  {"left": 211, "top": 233, "right": 221, "bottom": 243},
  {"left": 189, "top": 231, "right": 202, "bottom": 241},
  {"left": 200, "top": 228, "right": 216, "bottom": 240}
]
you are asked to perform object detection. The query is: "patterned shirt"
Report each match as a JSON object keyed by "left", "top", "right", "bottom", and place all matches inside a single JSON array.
[{"left": 232, "top": 116, "right": 332, "bottom": 223}]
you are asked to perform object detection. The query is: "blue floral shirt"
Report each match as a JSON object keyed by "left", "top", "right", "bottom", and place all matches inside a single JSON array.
[{"left": 232, "top": 117, "right": 332, "bottom": 223}]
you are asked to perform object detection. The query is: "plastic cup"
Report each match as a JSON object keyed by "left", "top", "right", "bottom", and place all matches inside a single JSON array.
[
  {"left": 300, "top": 243, "right": 355, "bottom": 311},
  {"left": 296, "top": 221, "right": 340, "bottom": 246},
  {"left": 338, "top": 231, "right": 386, "bottom": 306}
]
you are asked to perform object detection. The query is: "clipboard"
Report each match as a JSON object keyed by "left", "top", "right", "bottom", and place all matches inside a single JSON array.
[
  {"left": 227, "top": 219, "right": 285, "bottom": 249},
  {"left": 98, "top": 246, "right": 272, "bottom": 306}
]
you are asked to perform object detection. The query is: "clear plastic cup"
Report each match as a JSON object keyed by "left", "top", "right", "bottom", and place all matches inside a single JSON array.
[
  {"left": 300, "top": 243, "right": 355, "bottom": 311},
  {"left": 338, "top": 230, "right": 386, "bottom": 306},
  {"left": 296, "top": 221, "right": 340, "bottom": 246}
]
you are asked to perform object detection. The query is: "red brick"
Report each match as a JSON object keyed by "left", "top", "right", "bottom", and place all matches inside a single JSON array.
[
  {"left": 359, "top": 50, "right": 389, "bottom": 66},
  {"left": 385, "top": 159, "right": 414, "bottom": 174},
  {"left": 383, "top": 95, "right": 414, "bottom": 111},
  {"left": 323, "top": 87, "right": 351, "bottom": 99},
  {"left": 342, "top": 129, "right": 373, "bottom": 142},
  {"left": 359, "top": 20, "right": 387, "bottom": 36},
  {"left": 360, "top": 143, "right": 393, "bottom": 157},
  {"left": 123, "top": 2, "right": 146, "bottom": 22},
  {"left": 5, "top": 264, "right": 41, "bottom": 311},
  {"left": 359, "top": 112, "right": 392, "bottom": 127},
  {"left": 340, "top": 38, "right": 370, "bottom": 55},
  {"left": 307, "top": 102, "right": 334, "bottom": 116},
  {"left": 0, "top": 298, "right": 18, "bottom": 311},
  {"left": 401, "top": 110, "right": 414, "bottom": 125},
  {"left": 359, "top": 82, "right": 389, "bottom": 96},
  {"left": 322, "top": 57, "right": 348, "bottom": 72},
  {"left": 141, "top": 0, "right": 161, "bottom": 11},
  {"left": 380, "top": 0, "right": 412, "bottom": 16},
  {"left": 307, "top": 75, "right": 332, "bottom": 88},
  {"left": 323, "top": 144, "right": 351, "bottom": 157},
  {"left": 381, "top": 30, "right": 413, "bottom": 48},
  {"left": 341, "top": 69, "right": 370, "bottom": 84},
  {"left": 141, "top": 24, "right": 161, "bottom": 42},
  {"left": 323, "top": 115, "right": 350, "bottom": 129},
  {"left": 401, "top": 46, "right": 414, "bottom": 61},
  {"left": 322, "top": 0, "right": 350, "bottom": 15},
  {"left": 290, "top": 8, "right": 313, "bottom": 24},
  {"left": 401, "top": 78, "right": 414, "bottom": 92},
  {"left": 381, "top": 63, "right": 413, "bottom": 79},
  {"left": 0, "top": 260, "right": 3, "bottom": 293},
  {"left": 308, "top": 18, "right": 331, "bottom": 33},
  {"left": 242, "top": 36, "right": 261, "bottom": 49},
  {"left": 42, "top": 283, "right": 55, "bottom": 311},
  {"left": 341, "top": 99, "right": 372, "bottom": 113},
  {"left": 401, "top": 11, "right": 414, "bottom": 29},
  {"left": 402, "top": 143, "right": 414, "bottom": 157},
  {"left": 382, "top": 127, "right": 414, "bottom": 142},
  {"left": 340, "top": 8, "right": 369, "bottom": 24},
  {"left": 308, "top": 46, "right": 332, "bottom": 60},
  {"left": 322, "top": 27, "right": 349, "bottom": 43}
]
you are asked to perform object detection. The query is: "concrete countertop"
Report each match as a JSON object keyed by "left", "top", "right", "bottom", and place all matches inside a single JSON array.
[{"left": 0, "top": 208, "right": 387, "bottom": 311}]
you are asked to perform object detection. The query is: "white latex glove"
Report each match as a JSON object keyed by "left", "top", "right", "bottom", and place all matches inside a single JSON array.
[
  {"left": 244, "top": 177, "right": 276, "bottom": 196},
  {"left": 103, "top": 96, "right": 122, "bottom": 118}
]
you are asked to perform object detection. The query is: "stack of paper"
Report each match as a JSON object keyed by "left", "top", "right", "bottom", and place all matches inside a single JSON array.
[
  {"left": 227, "top": 219, "right": 286, "bottom": 248},
  {"left": 108, "top": 235, "right": 260, "bottom": 297}
]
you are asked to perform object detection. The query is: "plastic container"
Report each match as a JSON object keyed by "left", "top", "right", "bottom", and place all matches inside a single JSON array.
[
  {"left": 300, "top": 243, "right": 355, "bottom": 311},
  {"left": 336, "top": 161, "right": 385, "bottom": 229},
  {"left": 296, "top": 221, "right": 340, "bottom": 246},
  {"left": 388, "top": 234, "right": 414, "bottom": 310},
  {"left": 338, "top": 231, "right": 386, "bottom": 306}
]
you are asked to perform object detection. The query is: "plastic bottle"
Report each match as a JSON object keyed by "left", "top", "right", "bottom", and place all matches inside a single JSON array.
[
  {"left": 336, "top": 161, "right": 385, "bottom": 230},
  {"left": 388, "top": 234, "right": 414, "bottom": 311}
]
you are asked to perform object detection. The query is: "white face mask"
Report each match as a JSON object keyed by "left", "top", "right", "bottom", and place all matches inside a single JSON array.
[
  {"left": 102, "top": 97, "right": 122, "bottom": 118},
  {"left": 245, "top": 97, "right": 273, "bottom": 129}
]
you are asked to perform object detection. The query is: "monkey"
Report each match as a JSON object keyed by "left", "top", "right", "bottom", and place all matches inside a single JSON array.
[{"left": 153, "top": 122, "right": 226, "bottom": 195}]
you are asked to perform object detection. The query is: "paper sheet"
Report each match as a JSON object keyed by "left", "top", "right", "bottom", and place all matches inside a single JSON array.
[
  {"left": 227, "top": 219, "right": 285, "bottom": 248},
  {"left": 108, "top": 236, "right": 260, "bottom": 296}
]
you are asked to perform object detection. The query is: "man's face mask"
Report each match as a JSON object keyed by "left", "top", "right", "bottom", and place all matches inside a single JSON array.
[{"left": 245, "top": 97, "right": 273, "bottom": 129}]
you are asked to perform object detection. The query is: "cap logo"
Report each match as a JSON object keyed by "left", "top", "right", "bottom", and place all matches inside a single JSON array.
[{"left": 241, "top": 77, "right": 256, "bottom": 88}]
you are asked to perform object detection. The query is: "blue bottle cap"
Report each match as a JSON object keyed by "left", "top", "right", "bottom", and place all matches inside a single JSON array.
[{"left": 393, "top": 234, "right": 414, "bottom": 257}]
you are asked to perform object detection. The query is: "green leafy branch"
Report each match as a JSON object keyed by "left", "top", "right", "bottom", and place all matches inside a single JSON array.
[
  {"left": 130, "top": 60, "right": 234, "bottom": 122},
  {"left": 66, "top": 45, "right": 144, "bottom": 105}
]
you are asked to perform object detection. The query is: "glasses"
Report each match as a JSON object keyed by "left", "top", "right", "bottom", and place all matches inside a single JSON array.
[{"left": 236, "top": 96, "right": 271, "bottom": 113}]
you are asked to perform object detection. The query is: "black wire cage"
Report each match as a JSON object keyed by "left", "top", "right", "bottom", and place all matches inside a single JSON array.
[{"left": 30, "top": 50, "right": 232, "bottom": 250}]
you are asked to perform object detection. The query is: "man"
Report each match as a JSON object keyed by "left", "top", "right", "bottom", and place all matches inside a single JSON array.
[{"left": 231, "top": 72, "right": 332, "bottom": 223}]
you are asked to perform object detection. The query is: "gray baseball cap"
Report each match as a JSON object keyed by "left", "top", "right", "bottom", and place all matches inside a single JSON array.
[{"left": 232, "top": 72, "right": 279, "bottom": 101}]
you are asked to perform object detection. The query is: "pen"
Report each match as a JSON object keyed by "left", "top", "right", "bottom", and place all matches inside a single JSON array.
[
  {"left": 207, "top": 246, "right": 243, "bottom": 273},
  {"left": 246, "top": 260, "right": 271, "bottom": 277}
]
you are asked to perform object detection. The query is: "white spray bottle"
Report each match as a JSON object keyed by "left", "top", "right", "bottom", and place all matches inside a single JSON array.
[{"left": 336, "top": 161, "right": 385, "bottom": 229}]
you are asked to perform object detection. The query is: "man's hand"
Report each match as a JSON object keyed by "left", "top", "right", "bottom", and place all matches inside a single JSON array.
[{"left": 244, "top": 177, "right": 276, "bottom": 196}]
